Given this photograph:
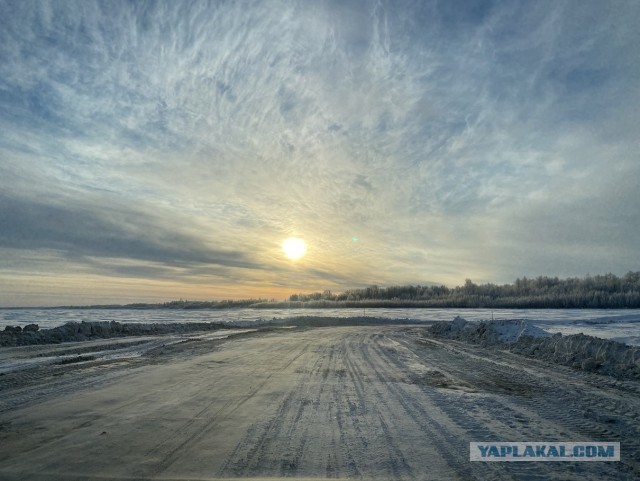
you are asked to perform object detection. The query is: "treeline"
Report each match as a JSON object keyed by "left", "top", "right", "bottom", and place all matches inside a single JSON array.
[
  {"left": 284, "top": 272, "right": 640, "bottom": 309},
  {"left": 59, "top": 272, "right": 640, "bottom": 310},
  {"left": 62, "top": 298, "right": 273, "bottom": 310},
  {"left": 160, "top": 298, "right": 271, "bottom": 309}
]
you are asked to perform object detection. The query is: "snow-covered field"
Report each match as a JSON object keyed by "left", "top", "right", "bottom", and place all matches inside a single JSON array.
[
  {"left": 0, "top": 324, "right": 638, "bottom": 480},
  {"left": 533, "top": 314, "right": 640, "bottom": 346}
]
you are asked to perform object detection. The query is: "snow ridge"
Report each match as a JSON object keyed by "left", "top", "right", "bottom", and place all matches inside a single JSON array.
[{"left": 429, "top": 317, "right": 640, "bottom": 380}]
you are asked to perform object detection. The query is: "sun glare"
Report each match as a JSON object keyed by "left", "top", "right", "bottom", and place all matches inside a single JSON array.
[{"left": 282, "top": 237, "right": 307, "bottom": 260}]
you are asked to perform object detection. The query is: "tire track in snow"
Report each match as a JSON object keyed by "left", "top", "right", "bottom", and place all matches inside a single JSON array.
[
  {"left": 390, "top": 330, "right": 640, "bottom": 480},
  {"left": 145, "top": 336, "right": 315, "bottom": 477}
]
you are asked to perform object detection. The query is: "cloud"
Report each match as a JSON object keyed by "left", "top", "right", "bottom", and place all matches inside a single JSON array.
[
  {"left": 0, "top": 192, "right": 260, "bottom": 270},
  {"left": 0, "top": 0, "right": 638, "bottom": 304}
]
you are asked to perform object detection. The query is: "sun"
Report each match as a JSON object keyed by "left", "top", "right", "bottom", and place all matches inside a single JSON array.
[{"left": 282, "top": 237, "right": 307, "bottom": 260}]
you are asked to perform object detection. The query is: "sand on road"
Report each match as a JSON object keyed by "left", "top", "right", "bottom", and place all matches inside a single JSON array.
[{"left": 0, "top": 326, "right": 638, "bottom": 480}]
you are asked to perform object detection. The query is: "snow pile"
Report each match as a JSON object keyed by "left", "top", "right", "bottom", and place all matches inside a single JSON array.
[
  {"left": 0, "top": 320, "right": 233, "bottom": 347},
  {"left": 428, "top": 317, "right": 550, "bottom": 345},
  {"left": 487, "top": 319, "right": 552, "bottom": 343},
  {"left": 428, "top": 318, "right": 640, "bottom": 380},
  {"left": 511, "top": 332, "right": 640, "bottom": 379}
]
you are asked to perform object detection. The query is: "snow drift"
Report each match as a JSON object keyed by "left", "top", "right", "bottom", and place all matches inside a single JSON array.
[
  {"left": 0, "top": 320, "right": 233, "bottom": 347},
  {"left": 428, "top": 317, "right": 640, "bottom": 380},
  {"left": 428, "top": 316, "right": 551, "bottom": 344}
]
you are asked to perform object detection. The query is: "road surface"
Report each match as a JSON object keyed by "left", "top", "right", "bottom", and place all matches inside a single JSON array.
[{"left": 0, "top": 326, "right": 638, "bottom": 480}]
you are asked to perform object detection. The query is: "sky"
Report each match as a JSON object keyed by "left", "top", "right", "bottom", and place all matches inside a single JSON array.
[{"left": 0, "top": 0, "right": 639, "bottom": 306}]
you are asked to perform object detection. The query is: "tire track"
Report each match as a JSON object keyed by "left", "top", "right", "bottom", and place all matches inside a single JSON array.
[
  {"left": 218, "top": 330, "right": 346, "bottom": 477},
  {"left": 359, "top": 334, "right": 506, "bottom": 481},
  {"left": 3, "top": 326, "right": 638, "bottom": 480},
  {"left": 143, "top": 336, "right": 315, "bottom": 477},
  {"left": 388, "top": 330, "right": 640, "bottom": 480}
]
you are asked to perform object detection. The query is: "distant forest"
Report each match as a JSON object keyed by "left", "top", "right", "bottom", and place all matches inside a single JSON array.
[
  {"left": 118, "top": 272, "right": 640, "bottom": 310},
  {"left": 279, "top": 272, "right": 640, "bottom": 309}
]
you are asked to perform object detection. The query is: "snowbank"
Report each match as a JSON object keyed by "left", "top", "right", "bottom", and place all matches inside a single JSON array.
[
  {"left": 0, "top": 320, "right": 233, "bottom": 347},
  {"left": 428, "top": 316, "right": 551, "bottom": 345},
  {"left": 510, "top": 332, "right": 640, "bottom": 379},
  {"left": 0, "top": 317, "right": 424, "bottom": 347},
  {"left": 428, "top": 318, "right": 640, "bottom": 380}
]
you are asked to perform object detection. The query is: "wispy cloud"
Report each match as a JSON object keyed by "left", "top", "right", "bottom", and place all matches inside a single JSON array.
[
  {"left": 0, "top": 192, "right": 260, "bottom": 268},
  {"left": 0, "top": 0, "right": 638, "bottom": 305}
]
